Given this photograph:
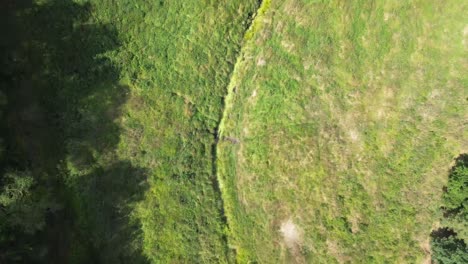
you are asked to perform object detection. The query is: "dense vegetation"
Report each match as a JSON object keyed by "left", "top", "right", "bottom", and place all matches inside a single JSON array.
[
  {"left": 431, "top": 154, "right": 468, "bottom": 264},
  {"left": 1, "top": 0, "right": 466, "bottom": 263},
  {"left": 1, "top": 1, "right": 64, "bottom": 262},
  {"left": 1, "top": 0, "right": 258, "bottom": 262}
]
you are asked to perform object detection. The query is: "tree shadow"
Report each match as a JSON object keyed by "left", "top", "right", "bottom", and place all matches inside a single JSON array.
[
  {"left": 451, "top": 154, "right": 468, "bottom": 170},
  {"left": 68, "top": 161, "right": 150, "bottom": 264},
  {"left": 431, "top": 227, "right": 458, "bottom": 239},
  {"left": 1, "top": 0, "right": 149, "bottom": 263}
]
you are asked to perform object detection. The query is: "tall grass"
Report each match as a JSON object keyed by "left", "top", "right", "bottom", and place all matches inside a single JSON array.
[{"left": 71, "top": 0, "right": 262, "bottom": 262}]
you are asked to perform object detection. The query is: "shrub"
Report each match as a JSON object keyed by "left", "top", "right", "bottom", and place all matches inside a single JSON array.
[{"left": 431, "top": 154, "right": 468, "bottom": 263}]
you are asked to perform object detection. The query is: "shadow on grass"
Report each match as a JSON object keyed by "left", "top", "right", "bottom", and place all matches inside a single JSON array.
[
  {"left": 67, "top": 162, "right": 150, "bottom": 264},
  {"left": 1, "top": 1, "right": 149, "bottom": 263}
]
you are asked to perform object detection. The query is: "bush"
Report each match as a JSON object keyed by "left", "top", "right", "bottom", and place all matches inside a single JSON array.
[
  {"left": 431, "top": 230, "right": 468, "bottom": 264},
  {"left": 443, "top": 154, "right": 468, "bottom": 213},
  {"left": 431, "top": 154, "right": 468, "bottom": 263}
]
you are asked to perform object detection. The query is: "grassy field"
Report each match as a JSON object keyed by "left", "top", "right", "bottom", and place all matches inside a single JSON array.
[
  {"left": 2, "top": 0, "right": 466, "bottom": 263},
  {"left": 65, "top": 0, "right": 262, "bottom": 262},
  {"left": 218, "top": 0, "right": 467, "bottom": 263}
]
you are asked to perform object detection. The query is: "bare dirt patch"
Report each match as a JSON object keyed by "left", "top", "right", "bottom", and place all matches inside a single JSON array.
[
  {"left": 257, "top": 58, "right": 266, "bottom": 66},
  {"left": 280, "top": 219, "right": 302, "bottom": 247},
  {"left": 251, "top": 89, "right": 257, "bottom": 98},
  {"left": 280, "top": 219, "right": 305, "bottom": 261},
  {"left": 420, "top": 238, "right": 432, "bottom": 264}
]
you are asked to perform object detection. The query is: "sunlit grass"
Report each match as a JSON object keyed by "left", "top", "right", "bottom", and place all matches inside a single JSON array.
[{"left": 218, "top": 0, "right": 467, "bottom": 263}]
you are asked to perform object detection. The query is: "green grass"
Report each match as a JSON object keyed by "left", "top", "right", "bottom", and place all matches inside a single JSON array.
[
  {"left": 64, "top": 0, "right": 261, "bottom": 262},
  {"left": 218, "top": 0, "right": 467, "bottom": 263}
]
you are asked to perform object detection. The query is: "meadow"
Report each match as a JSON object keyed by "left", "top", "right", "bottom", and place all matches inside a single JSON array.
[{"left": 218, "top": 0, "right": 467, "bottom": 263}]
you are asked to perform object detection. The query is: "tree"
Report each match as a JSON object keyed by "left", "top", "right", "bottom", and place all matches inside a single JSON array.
[
  {"left": 0, "top": 171, "right": 57, "bottom": 262},
  {"left": 431, "top": 232, "right": 468, "bottom": 264},
  {"left": 0, "top": 171, "right": 46, "bottom": 233},
  {"left": 442, "top": 154, "right": 468, "bottom": 241},
  {"left": 443, "top": 155, "right": 468, "bottom": 213},
  {"left": 431, "top": 154, "right": 468, "bottom": 263}
]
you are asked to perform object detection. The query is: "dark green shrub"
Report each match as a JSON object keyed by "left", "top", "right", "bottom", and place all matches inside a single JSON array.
[
  {"left": 431, "top": 229, "right": 468, "bottom": 264},
  {"left": 431, "top": 154, "right": 468, "bottom": 263},
  {"left": 443, "top": 154, "right": 468, "bottom": 213}
]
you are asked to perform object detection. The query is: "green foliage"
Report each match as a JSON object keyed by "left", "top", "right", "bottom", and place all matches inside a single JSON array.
[
  {"left": 431, "top": 155, "right": 468, "bottom": 263},
  {"left": 443, "top": 155, "right": 468, "bottom": 213},
  {"left": 431, "top": 230, "right": 468, "bottom": 264},
  {"left": 0, "top": 172, "right": 34, "bottom": 207},
  {"left": 0, "top": 171, "right": 58, "bottom": 234},
  {"left": 0, "top": 0, "right": 142, "bottom": 262},
  {"left": 442, "top": 155, "right": 468, "bottom": 242},
  {"left": 0, "top": 170, "right": 59, "bottom": 262}
]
